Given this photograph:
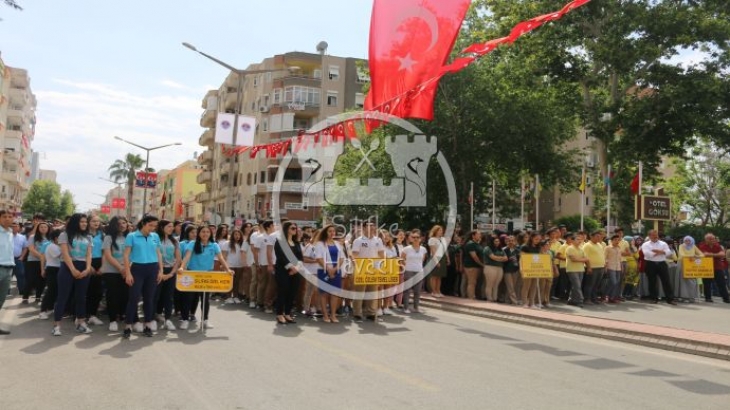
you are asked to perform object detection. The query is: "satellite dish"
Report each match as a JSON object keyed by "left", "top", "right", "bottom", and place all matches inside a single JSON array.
[{"left": 316, "top": 41, "right": 328, "bottom": 55}]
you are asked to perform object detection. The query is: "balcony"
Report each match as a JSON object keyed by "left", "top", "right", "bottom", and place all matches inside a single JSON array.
[
  {"left": 196, "top": 170, "right": 212, "bottom": 184},
  {"left": 201, "top": 90, "right": 218, "bottom": 109},
  {"left": 258, "top": 181, "right": 303, "bottom": 194},
  {"left": 9, "top": 87, "right": 29, "bottom": 105},
  {"left": 196, "top": 191, "right": 211, "bottom": 203},
  {"left": 198, "top": 129, "right": 213, "bottom": 147},
  {"left": 200, "top": 109, "right": 216, "bottom": 128},
  {"left": 1, "top": 170, "right": 20, "bottom": 184},
  {"left": 278, "top": 74, "right": 322, "bottom": 89},
  {"left": 198, "top": 150, "right": 213, "bottom": 166},
  {"left": 223, "top": 89, "right": 239, "bottom": 111}
]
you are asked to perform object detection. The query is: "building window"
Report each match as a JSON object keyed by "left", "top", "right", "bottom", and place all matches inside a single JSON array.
[
  {"left": 328, "top": 65, "right": 340, "bottom": 80},
  {"left": 262, "top": 119, "right": 268, "bottom": 132},
  {"left": 263, "top": 94, "right": 270, "bottom": 106},
  {"left": 313, "top": 69, "right": 322, "bottom": 79},
  {"left": 247, "top": 173, "right": 252, "bottom": 186},
  {"left": 253, "top": 76, "right": 258, "bottom": 88},
  {"left": 356, "top": 67, "right": 370, "bottom": 83},
  {"left": 327, "top": 91, "right": 338, "bottom": 107},
  {"left": 273, "top": 89, "right": 282, "bottom": 104},
  {"left": 355, "top": 93, "right": 365, "bottom": 109},
  {"left": 260, "top": 171, "right": 266, "bottom": 184},
  {"left": 284, "top": 86, "right": 320, "bottom": 106},
  {"left": 586, "top": 197, "right": 590, "bottom": 206},
  {"left": 266, "top": 72, "right": 272, "bottom": 82}
]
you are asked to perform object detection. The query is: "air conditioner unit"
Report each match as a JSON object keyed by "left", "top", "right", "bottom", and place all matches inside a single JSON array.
[{"left": 259, "top": 105, "right": 269, "bottom": 113}]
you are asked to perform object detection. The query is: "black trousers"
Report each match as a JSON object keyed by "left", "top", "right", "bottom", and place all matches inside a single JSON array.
[
  {"left": 85, "top": 258, "right": 104, "bottom": 318},
  {"left": 40, "top": 266, "right": 59, "bottom": 312},
  {"left": 645, "top": 261, "right": 674, "bottom": 302},
  {"left": 181, "top": 292, "right": 209, "bottom": 321},
  {"left": 22, "top": 260, "right": 45, "bottom": 300},
  {"left": 155, "top": 267, "right": 175, "bottom": 319},
  {"left": 102, "top": 273, "right": 128, "bottom": 322},
  {"left": 275, "top": 269, "right": 300, "bottom": 316},
  {"left": 702, "top": 270, "right": 730, "bottom": 301}
]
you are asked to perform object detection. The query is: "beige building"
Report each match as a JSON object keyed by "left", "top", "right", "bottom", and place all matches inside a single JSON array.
[
  {"left": 154, "top": 159, "right": 205, "bottom": 221},
  {"left": 0, "top": 58, "right": 36, "bottom": 216},
  {"left": 197, "top": 49, "right": 368, "bottom": 224},
  {"left": 38, "top": 169, "right": 57, "bottom": 182}
]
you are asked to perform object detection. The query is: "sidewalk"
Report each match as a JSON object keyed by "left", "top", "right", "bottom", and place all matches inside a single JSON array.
[{"left": 420, "top": 295, "right": 730, "bottom": 361}]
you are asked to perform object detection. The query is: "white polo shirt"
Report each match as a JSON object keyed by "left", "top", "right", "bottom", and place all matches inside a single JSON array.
[{"left": 351, "top": 235, "right": 385, "bottom": 258}]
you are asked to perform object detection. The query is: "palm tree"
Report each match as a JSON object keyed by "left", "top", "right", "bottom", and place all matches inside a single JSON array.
[{"left": 108, "top": 153, "right": 145, "bottom": 220}]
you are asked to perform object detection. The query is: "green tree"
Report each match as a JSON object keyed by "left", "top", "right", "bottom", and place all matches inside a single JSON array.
[
  {"left": 665, "top": 140, "right": 730, "bottom": 228},
  {"left": 554, "top": 214, "right": 601, "bottom": 233},
  {"left": 21, "top": 180, "right": 74, "bottom": 220},
  {"left": 108, "top": 153, "right": 145, "bottom": 219},
  {"left": 472, "top": 0, "right": 730, "bottom": 226}
]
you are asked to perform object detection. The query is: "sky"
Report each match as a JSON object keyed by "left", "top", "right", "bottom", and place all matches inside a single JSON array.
[
  {"left": 0, "top": 0, "right": 373, "bottom": 213},
  {"left": 0, "top": 1, "right": 708, "bottom": 215}
]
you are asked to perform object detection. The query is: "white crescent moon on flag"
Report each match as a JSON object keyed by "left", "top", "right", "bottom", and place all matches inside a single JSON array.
[{"left": 389, "top": 5, "right": 440, "bottom": 53}]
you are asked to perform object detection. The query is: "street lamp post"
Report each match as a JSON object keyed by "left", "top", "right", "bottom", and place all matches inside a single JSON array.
[
  {"left": 113, "top": 136, "right": 182, "bottom": 219},
  {"left": 182, "top": 42, "right": 299, "bottom": 223}
]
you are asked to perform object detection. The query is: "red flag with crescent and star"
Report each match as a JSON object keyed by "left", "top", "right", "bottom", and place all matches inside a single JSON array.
[{"left": 365, "top": 0, "right": 471, "bottom": 120}]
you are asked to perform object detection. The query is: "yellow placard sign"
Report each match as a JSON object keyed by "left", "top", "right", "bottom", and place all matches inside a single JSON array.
[
  {"left": 353, "top": 258, "right": 401, "bottom": 286},
  {"left": 682, "top": 257, "right": 714, "bottom": 279},
  {"left": 176, "top": 270, "right": 233, "bottom": 292},
  {"left": 519, "top": 254, "right": 554, "bottom": 279}
]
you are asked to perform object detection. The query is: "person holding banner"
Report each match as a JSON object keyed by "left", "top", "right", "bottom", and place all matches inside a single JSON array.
[
  {"left": 698, "top": 233, "right": 730, "bottom": 303},
  {"left": 180, "top": 225, "right": 233, "bottom": 331},
  {"left": 401, "top": 229, "right": 427, "bottom": 314},
  {"left": 122, "top": 216, "right": 164, "bottom": 339},
  {"left": 351, "top": 222, "right": 385, "bottom": 322},
  {"left": 519, "top": 233, "right": 542, "bottom": 308},
  {"left": 274, "top": 221, "right": 303, "bottom": 325},
  {"left": 315, "top": 225, "right": 344, "bottom": 323},
  {"left": 677, "top": 236, "right": 704, "bottom": 302}
]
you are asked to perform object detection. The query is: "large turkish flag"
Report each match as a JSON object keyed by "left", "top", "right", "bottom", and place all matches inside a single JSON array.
[{"left": 365, "top": 0, "right": 471, "bottom": 120}]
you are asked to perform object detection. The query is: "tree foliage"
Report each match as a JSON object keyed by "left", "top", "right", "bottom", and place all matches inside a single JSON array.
[
  {"left": 21, "top": 180, "right": 75, "bottom": 220},
  {"left": 108, "top": 153, "right": 145, "bottom": 220},
  {"left": 665, "top": 140, "right": 730, "bottom": 228},
  {"left": 554, "top": 214, "right": 601, "bottom": 233},
  {"left": 466, "top": 0, "right": 730, "bottom": 227}
]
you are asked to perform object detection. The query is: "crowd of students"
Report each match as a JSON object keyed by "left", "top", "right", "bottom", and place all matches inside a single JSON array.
[
  {"left": 444, "top": 225, "right": 730, "bottom": 308},
  {"left": 4, "top": 212, "right": 728, "bottom": 338}
]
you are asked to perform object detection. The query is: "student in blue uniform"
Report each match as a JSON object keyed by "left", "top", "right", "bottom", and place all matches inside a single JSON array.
[
  {"left": 25, "top": 221, "right": 51, "bottom": 303},
  {"left": 86, "top": 215, "right": 105, "bottom": 326},
  {"left": 52, "top": 214, "right": 94, "bottom": 336},
  {"left": 122, "top": 216, "right": 163, "bottom": 339},
  {"left": 180, "top": 225, "right": 232, "bottom": 330},
  {"left": 155, "top": 219, "right": 180, "bottom": 331},
  {"left": 101, "top": 216, "right": 129, "bottom": 332}
]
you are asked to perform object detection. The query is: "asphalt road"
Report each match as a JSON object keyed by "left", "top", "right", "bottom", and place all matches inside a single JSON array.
[{"left": 1, "top": 296, "right": 730, "bottom": 410}]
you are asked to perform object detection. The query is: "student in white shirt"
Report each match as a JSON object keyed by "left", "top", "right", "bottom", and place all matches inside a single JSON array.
[
  {"left": 39, "top": 229, "right": 62, "bottom": 320},
  {"left": 351, "top": 222, "right": 385, "bottom": 322},
  {"left": 400, "top": 229, "right": 427, "bottom": 313}
]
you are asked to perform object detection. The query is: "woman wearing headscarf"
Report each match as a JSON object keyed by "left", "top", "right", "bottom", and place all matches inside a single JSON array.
[{"left": 677, "top": 236, "right": 704, "bottom": 302}]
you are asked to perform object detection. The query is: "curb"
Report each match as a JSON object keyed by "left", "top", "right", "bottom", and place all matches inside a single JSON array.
[{"left": 420, "top": 298, "right": 730, "bottom": 362}]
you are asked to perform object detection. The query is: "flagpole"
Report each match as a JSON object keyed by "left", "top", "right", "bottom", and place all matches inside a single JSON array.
[
  {"left": 470, "top": 181, "right": 475, "bottom": 231},
  {"left": 606, "top": 164, "right": 612, "bottom": 233},
  {"left": 637, "top": 161, "right": 643, "bottom": 233},
  {"left": 535, "top": 174, "right": 540, "bottom": 232},
  {"left": 492, "top": 179, "right": 496, "bottom": 231},
  {"left": 520, "top": 175, "right": 525, "bottom": 231},
  {"left": 580, "top": 165, "right": 585, "bottom": 232}
]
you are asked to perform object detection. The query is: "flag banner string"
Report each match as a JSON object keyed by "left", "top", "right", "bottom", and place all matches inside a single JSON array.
[{"left": 220, "top": 0, "right": 591, "bottom": 159}]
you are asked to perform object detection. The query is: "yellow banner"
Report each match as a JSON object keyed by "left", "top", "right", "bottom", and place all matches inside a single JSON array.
[
  {"left": 176, "top": 270, "right": 234, "bottom": 292},
  {"left": 682, "top": 257, "right": 714, "bottom": 279},
  {"left": 519, "top": 253, "right": 554, "bottom": 279},
  {"left": 353, "top": 258, "right": 401, "bottom": 286}
]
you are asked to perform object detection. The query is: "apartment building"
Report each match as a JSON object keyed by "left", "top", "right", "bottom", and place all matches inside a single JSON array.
[
  {"left": 197, "top": 48, "right": 368, "bottom": 224},
  {"left": 0, "top": 57, "right": 36, "bottom": 216},
  {"left": 38, "top": 169, "right": 57, "bottom": 182},
  {"left": 155, "top": 159, "right": 205, "bottom": 221}
]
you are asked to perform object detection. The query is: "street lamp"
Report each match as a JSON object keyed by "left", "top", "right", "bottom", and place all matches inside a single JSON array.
[
  {"left": 113, "top": 136, "right": 182, "bottom": 218},
  {"left": 182, "top": 41, "right": 300, "bottom": 222}
]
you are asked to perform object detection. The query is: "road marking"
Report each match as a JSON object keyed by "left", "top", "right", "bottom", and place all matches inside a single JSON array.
[{"left": 300, "top": 335, "right": 440, "bottom": 392}]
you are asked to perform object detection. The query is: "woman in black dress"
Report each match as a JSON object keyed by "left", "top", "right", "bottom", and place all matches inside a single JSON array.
[{"left": 274, "top": 221, "right": 303, "bottom": 325}]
